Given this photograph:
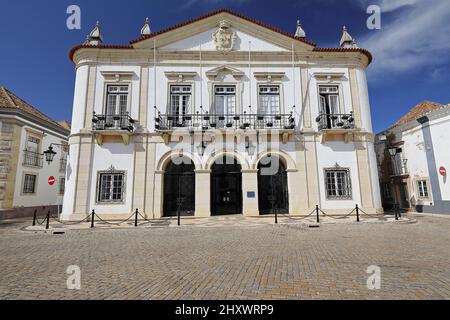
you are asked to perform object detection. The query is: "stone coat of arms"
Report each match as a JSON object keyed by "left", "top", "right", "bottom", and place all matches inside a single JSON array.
[{"left": 213, "top": 20, "right": 237, "bottom": 53}]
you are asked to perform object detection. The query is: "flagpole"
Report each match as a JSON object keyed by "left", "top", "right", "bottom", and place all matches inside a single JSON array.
[
  {"left": 292, "top": 41, "right": 296, "bottom": 111},
  {"left": 154, "top": 40, "right": 157, "bottom": 118},
  {"left": 248, "top": 40, "right": 252, "bottom": 113}
]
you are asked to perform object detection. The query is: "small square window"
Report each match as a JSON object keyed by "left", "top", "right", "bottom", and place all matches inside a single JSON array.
[
  {"left": 417, "top": 180, "right": 429, "bottom": 198},
  {"left": 325, "top": 169, "right": 352, "bottom": 200},
  {"left": 23, "top": 174, "right": 37, "bottom": 194},
  {"left": 97, "top": 172, "right": 125, "bottom": 203}
]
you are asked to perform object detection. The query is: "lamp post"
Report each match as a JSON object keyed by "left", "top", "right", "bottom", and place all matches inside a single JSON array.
[{"left": 388, "top": 147, "right": 400, "bottom": 220}]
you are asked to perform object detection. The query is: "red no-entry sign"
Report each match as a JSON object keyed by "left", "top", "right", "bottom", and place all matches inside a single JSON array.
[
  {"left": 48, "top": 176, "right": 56, "bottom": 186},
  {"left": 439, "top": 167, "right": 447, "bottom": 176}
]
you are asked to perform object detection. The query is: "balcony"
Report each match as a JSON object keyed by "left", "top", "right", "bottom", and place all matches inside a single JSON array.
[
  {"left": 92, "top": 112, "right": 136, "bottom": 145},
  {"left": 315, "top": 112, "right": 356, "bottom": 143},
  {"left": 392, "top": 158, "right": 409, "bottom": 177},
  {"left": 155, "top": 113, "right": 296, "bottom": 132},
  {"left": 59, "top": 158, "right": 67, "bottom": 173},
  {"left": 23, "top": 150, "right": 43, "bottom": 168},
  {"left": 316, "top": 112, "right": 355, "bottom": 131}
]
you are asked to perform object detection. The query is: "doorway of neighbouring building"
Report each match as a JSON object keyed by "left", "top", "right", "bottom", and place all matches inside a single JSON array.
[
  {"left": 400, "top": 182, "right": 410, "bottom": 210},
  {"left": 258, "top": 155, "right": 289, "bottom": 215},
  {"left": 211, "top": 156, "right": 242, "bottom": 216},
  {"left": 163, "top": 157, "right": 195, "bottom": 217}
]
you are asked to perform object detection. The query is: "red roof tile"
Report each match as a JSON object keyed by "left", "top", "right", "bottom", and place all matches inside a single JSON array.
[
  {"left": 69, "top": 9, "right": 372, "bottom": 65},
  {"left": 130, "top": 8, "right": 317, "bottom": 47},
  {"left": 391, "top": 101, "right": 447, "bottom": 128},
  {"left": 0, "top": 86, "right": 69, "bottom": 132}
]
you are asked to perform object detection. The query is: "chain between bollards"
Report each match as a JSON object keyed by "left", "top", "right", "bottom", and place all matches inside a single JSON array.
[
  {"left": 91, "top": 210, "right": 95, "bottom": 228},
  {"left": 45, "top": 211, "right": 50, "bottom": 230},
  {"left": 316, "top": 205, "right": 320, "bottom": 223},
  {"left": 356, "top": 204, "right": 360, "bottom": 222}
]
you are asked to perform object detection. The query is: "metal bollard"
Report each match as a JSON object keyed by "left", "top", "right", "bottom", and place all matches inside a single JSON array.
[
  {"left": 394, "top": 204, "right": 399, "bottom": 221},
  {"left": 135, "top": 209, "right": 139, "bottom": 227},
  {"left": 356, "top": 205, "right": 360, "bottom": 222},
  {"left": 45, "top": 211, "right": 50, "bottom": 230},
  {"left": 32, "top": 209, "right": 37, "bottom": 226},
  {"left": 91, "top": 210, "right": 95, "bottom": 228},
  {"left": 316, "top": 205, "right": 320, "bottom": 223}
]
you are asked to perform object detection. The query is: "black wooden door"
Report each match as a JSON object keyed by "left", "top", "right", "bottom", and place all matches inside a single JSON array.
[
  {"left": 258, "top": 158, "right": 289, "bottom": 214},
  {"left": 211, "top": 157, "right": 242, "bottom": 215},
  {"left": 163, "top": 160, "right": 195, "bottom": 217}
]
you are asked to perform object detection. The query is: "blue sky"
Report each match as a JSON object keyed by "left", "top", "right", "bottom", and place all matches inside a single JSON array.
[{"left": 0, "top": 0, "right": 449, "bottom": 132}]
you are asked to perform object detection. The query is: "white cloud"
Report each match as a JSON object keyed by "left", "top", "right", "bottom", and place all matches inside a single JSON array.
[{"left": 358, "top": 0, "right": 450, "bottom": 80}]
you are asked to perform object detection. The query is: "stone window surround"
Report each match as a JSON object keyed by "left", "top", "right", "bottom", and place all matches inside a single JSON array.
[
  {"left": 415, "top": 177, "right": 432, "bottom": 201},
  {"left": 21, "top": 171, "right": 39, "bottom": 196},
  {"left": 323, "top": 166, "right": 353, "bottom": 201},
  {"left": 95, "top": 170, "right": 127, "bottom": 205}
]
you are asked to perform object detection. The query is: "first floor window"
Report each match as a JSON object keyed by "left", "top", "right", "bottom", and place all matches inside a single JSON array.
[
  {"left": 259, "top": 85, "right": 280, "bottom": 114},
  {"left": 417, "top": 180, "right": 429, "bottom": 198},
  {"left": 98, "top": 172, "right": 125, "bottom": 203},
  {"left": 215, "top": 86, "right": 236, "bottom": 115},
  {"left": 325, "top": 169, "right": 352, "bottom": 200},
  {"left": 59, "top": 178, "right": 66, "bottom": 195},
  {"left": 23, "top": 174, "right": 37, "bottom": 194}
]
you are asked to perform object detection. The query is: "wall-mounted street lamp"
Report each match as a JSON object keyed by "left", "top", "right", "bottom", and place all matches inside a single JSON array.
[
  {"left": 388, "top": 147, "right": 398, "bottom": 158},
  {"left": 43, "top": 143, "right": 67, "bottom": 165}
]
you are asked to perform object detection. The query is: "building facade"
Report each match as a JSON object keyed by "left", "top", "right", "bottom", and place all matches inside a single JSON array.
[
  {"left": 0, "top": 87, "right": 70, "bottom": 219},
  {"left": 62, "top": 9, "right": 382, "bottom": 221},
  {"left": 376, "top": 101, "right": 450, "bottom": 214}
]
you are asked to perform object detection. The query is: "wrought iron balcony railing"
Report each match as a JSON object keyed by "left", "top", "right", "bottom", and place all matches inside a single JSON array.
[
  {"left": 60, "top": 158, "right": 67, "bottom": 173},
  {"left": 92, "top": 112, "right": 136, "bottom": 132},
  {"left": 155, "top": 113, "right": 296, "bottom": 131},
  {"left": 316, "top": 112, "right": 355, "bottom": 131},
  {"left": 392, "top": 158, "right": 409, "bottom": 176},
  {"left": 23, "top": 150, "right": 43, "bottom": 168}
]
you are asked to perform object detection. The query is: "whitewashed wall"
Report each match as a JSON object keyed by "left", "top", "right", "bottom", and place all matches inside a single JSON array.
[{"left": 13, "top": 121, "right": 67, "bottom": 209}]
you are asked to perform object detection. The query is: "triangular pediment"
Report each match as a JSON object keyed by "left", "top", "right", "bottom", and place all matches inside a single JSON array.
[
  {"left": 205, "top": 65, "right": 245, "bottom": 78},
  {"left": 132, "top": 10, "right": 315, "bottom": 53}
]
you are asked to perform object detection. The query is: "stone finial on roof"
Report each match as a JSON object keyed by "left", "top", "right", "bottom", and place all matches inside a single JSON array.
[
  {"left": 141, "top": 17, "right": 151, "bottom": 36},
  {"left": 294, "top": 20, "right": 306, "bottom": 38},
  {"left": 340, "top": 26, "right": 356, "bottom": 48},
  {"left": 86, "top": 21, "right": 103, "bottom": 46}
]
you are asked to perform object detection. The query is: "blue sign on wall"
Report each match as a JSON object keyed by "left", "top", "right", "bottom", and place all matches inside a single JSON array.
[{"left": 247, "top": 192, "right": 256, "bottom": 198}]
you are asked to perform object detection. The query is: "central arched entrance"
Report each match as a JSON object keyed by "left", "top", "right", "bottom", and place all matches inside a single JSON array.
[
  {"left": 163, "top": 157, "right": 195, "bottom": 217},
  {"left": 258, "top": 155, "right": 289, "bottom": 214},
  {"left": 211, "top": 156, "right": 243, "bottom": 216}
]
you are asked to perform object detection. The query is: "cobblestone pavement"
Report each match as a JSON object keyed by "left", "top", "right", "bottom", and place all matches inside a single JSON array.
[{"left": 0, "top": 215, "right": 449, "bottom": 300}]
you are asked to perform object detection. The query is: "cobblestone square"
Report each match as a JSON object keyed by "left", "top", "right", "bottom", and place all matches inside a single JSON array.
[{"left": 0, "top": 215, "right": 449, "bottom": 300}]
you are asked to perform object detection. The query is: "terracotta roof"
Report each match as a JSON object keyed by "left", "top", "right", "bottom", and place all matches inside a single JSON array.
[
  {"left": 0, "top": 86, "right": 69, "bottom": 132},
  {"left": 58, "top": 120, "right": 71, "bottom": 130},
  {"left": 130, "top": 8, "right": 317, "bottom": 46},
  {"left": 313, "top": 47, "right": 372, "bottom": 64},
  {"left": 69, "top": 9, "right": 372, "bottom": 65},
  {"left": 391, "top": 100, "right": 447, "bottom": 128},
  {"left": 69, "top": 44, "right": 133, "bottom": 62}
]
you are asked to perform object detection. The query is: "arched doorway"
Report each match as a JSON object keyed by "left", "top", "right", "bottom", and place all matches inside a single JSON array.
[
  {"left": 211, "top": 156, "right": 243, "bottom": 215},
  {"left": 163, "top": 157, "right": 195, "bottom": 217},
  {"left": 258, "top": 155, "right": 289, "bottom": 214}
]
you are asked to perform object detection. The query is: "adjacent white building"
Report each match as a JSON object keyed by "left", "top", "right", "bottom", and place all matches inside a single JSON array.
[
  {"left": 0, "top": 87, "right": 70, "bottom": 219},
  {"left": 376, "top": 101, "right": 450, "bottom": 214},
  {"left": 62, "top": 9, "right": 382, "bottom": 221}
]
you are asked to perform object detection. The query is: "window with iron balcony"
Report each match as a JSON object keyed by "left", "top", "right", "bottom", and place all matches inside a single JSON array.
[{"left": 155, "top": 84, "right": 295, "bottom": 132}]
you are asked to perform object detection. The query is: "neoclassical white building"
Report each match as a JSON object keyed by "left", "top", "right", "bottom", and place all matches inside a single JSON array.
[{"left": 62, "top": 9, "right": 382, "bottom": 221}]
